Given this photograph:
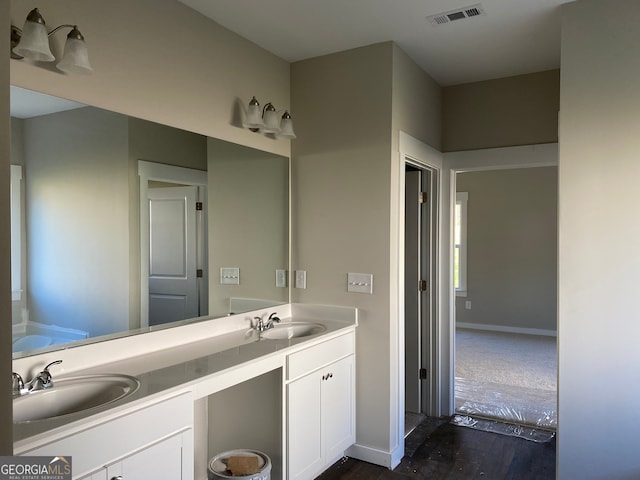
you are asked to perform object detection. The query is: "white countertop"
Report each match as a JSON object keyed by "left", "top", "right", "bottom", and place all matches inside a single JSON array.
[{"left": 13, "top": 304, "right": 358, "bottom": 451}]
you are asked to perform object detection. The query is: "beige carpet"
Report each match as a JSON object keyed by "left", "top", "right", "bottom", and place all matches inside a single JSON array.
[{"left": 455, "top": 328, "right": 557, "bottom": 429}]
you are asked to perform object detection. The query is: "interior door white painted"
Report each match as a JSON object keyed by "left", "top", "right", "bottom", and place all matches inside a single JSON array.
[
  {"left": 405, "top": 169, "right": 421, "bottom": 414},
  {"left": 148, "top": 186, "right": 198, "bottom": 326},
  {"left": 405, "top": 166, "right": 437, "bottom": 416}
]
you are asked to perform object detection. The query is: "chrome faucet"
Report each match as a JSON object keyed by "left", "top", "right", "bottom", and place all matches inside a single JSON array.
[
  {"left": 12, "top": 360, "right": 62, "bottom": 395},
  {"left": 12, "top": 372, "right": 25, "bottom": 395},
  {"left": 253, "top": 313, "right": 281, "bottom": 332},
  {"left": 267, "top": 312, "right": 281, "bottom": 328}
]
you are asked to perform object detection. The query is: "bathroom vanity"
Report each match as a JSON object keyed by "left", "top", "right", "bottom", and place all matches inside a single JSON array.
[{"left": 12, "top": 304, "right": 357, "bottom": 480}]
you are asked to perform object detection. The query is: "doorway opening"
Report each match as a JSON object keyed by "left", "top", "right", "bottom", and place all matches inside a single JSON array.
[
  {"left": 404, "top": 162, "right": 439, "bottom": 437},
  {"left": 139, "top": 161, "right": 208, "bottom": 328},
  {"left": 452, "top": 166, "right": 558, "bottom": 430}
]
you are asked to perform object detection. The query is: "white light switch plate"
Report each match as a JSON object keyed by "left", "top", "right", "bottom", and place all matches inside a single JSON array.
[
  {"left": 347, "top": 272, "right": 373, "bottom": 294},
  {"left": 220, "top": 267, "right": 240, "bottom": 285},
  {"left": 295, "top": 270, "right": 306, "bottom": 289},
  {"left": 276, "top": 269, "right": 287, "bottom": 288}
]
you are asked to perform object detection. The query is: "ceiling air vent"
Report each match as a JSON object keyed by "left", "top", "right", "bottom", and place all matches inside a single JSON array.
[{"left": 427, "top": 3, "right": 486, "bottom": 26}]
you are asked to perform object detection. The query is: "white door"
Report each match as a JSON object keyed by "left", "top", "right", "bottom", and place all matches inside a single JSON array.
[
  {"left": 148, "top": 186, "right": 199, "bottom": 326},
  {"left": 405, "top": 165, "right": 438, "bottom": 416},
  {"left": 405, "top": 169, "right": 422, "bottom": 413}
]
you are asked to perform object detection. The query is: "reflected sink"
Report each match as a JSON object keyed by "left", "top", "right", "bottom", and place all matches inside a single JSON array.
[
  {"left": 260, "top": 322, "right": 326, "bottom": 340},
  {"left": 13, "top": 374, "right": 140, "bottom": 423}
]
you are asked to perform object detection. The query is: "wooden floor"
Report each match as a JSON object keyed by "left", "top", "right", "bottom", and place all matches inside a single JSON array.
[{"left": 317, "top": 417, "right": 556, "bottom": 480}]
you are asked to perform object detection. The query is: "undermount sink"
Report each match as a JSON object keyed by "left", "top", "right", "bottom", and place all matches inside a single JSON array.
[
  {"left": 13, "top": 374, "right": 140, "bottom": 423},
  {"left": 260, "top": 322, "right": 326, "bottom": 340}
]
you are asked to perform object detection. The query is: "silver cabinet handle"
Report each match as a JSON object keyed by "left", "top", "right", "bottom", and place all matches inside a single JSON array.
[{"left": 111, "top": 476, "right": 124, "bottom": 480}]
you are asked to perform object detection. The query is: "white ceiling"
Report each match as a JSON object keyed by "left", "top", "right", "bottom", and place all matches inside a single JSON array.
[{"left": 179, "top": 0, "right": 572, "bottom": 86}]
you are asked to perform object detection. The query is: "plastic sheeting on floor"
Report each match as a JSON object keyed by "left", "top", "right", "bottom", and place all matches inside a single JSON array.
[
  {"left": 451, "top": 415, "right": 556, "bottom": 443},
  {"left": 455, "top": 376, "right": 557, "bottom": 430}
]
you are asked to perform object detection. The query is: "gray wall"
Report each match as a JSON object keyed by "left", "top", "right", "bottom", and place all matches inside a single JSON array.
[
  {"left": 391, "top": 44, "right": 442, "bottom": 151},
  {"left": 1, "top": 0, "right": 13, "bottom": 454},
  {"left": 208, "top": 138, "right": 288, "bottom": 316},
  {"left": 442, "top": 69, "right": 560, "bottom": 152},
  {"left": 292, "top": 42, "right": 395, "bottom": 455},
  {"left": 558, "top": 0, "right": 640, "bottom": 477},
  {"left": 22, "top": 107, "right": 130, "bottom": 337},
  {"left": 291, "top": 41, "right": 443, "bottom": 462},
  {"left": 456, "top": 167, "right": 557, "bottom": 332}
]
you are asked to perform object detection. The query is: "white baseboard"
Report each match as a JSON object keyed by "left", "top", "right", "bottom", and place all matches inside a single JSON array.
[
  {"left": 346, "top": 442, "right": 403, "bottom": 469},
  {"left": 456, "top": 322, "right": 557, "bottom": 337}
]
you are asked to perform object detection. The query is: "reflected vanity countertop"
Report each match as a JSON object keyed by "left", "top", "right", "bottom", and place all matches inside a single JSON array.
[{"left": 13, "top": 305, "right": 357, "bottom": 447}]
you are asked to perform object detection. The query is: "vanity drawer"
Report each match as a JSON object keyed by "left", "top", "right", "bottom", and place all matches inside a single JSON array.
[{"left": 287, "top": 331, "right": 355, "bottom": 381}]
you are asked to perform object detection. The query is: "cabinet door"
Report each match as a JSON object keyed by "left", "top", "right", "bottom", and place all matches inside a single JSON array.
[
  {"left": 288, "top": 370, "right": 323, "bottom": 480},
  {"left": 106, "top": 434, "right": 183, "bottom": 480},
  {"left": 322, "top": 355, "right": 355, "bottom": 464}
]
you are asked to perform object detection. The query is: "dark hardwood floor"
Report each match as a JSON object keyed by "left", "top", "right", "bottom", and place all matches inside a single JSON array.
[{"left": 317, "top": 417, "right": 556, "bottom": 480}]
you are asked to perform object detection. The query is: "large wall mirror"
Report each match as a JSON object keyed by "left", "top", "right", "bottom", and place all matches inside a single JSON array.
[{"left": 10, "top": 86, "right": 289, "bottom": 359}]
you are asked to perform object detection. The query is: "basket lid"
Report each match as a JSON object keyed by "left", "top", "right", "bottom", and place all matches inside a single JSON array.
[{"left": 208, "top": 449, "right": 268, "bottom": 475}]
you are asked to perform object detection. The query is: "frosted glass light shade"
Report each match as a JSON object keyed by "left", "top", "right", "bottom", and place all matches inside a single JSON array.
[
  {"left": 13, "top": 14, "right": 55, "bottom": 62},
  {"left": 262, "top": 104, "right": 281, "bottom": 134},
  {"left": 243, "top": 96, "right": 265, "bottom": 129},
  {"left": 278, "top": 112, "right": 296, "bottom": 139},
  {"left": 57, "top": 35, "right": 93, "bottom": 74}
]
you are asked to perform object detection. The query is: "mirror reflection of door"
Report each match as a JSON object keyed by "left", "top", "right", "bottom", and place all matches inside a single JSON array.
[
  {"left": 148, "top": 183, "right": 204, "bottom": 326},
  {"left": 138, "top": 161, "right": 209, "bottom": 329}
]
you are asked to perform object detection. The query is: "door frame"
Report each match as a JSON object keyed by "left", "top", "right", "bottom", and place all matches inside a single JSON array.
[
  {"left": 394, "top": 139, "right": 558, "bottom": 465},
  {"left": 393, "top": 132, "right": 450, "bottom": 467},
  {"left": 139, "top": 160, "right": 208, "bottom": 328}
]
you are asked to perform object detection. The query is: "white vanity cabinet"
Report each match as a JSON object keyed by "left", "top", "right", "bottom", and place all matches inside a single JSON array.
[
  {"left": 111, "top": 434, "right": 183, "bottom": 479},
  {"left": 286, "top": 332, "right": 355, "bottom": 480},
  {"left": 18, "top": 393, "right": 193, "bottom": 480},
  {"left": 79, "top": 432, "right": 187, "bottom": 480},
  {"left": 14, "top": 306, "right": 359, "bottom": 480}
]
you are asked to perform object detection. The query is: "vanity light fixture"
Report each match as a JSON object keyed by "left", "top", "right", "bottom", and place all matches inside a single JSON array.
[
  {"left": 11, "top": 8, "right": 93, "bottom": 75},
  {"left": 243, "top": 96, "right": 296, "bottom": 139}
]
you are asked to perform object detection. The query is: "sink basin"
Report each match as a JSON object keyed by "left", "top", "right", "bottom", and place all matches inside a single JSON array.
[
  {"left": 260, "top": 322, "right": 326, "bottom": 340},
  {"left": 13, "top": 374, "right": 140, "bottom": 423}
]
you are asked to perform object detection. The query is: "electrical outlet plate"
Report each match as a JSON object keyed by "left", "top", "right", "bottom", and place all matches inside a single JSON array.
[
  {"left": 220, "top": 267, "right": 240, "bottom": 285},
  {"left": 347, "top": 272, "right": 373, "bottom": 294}
]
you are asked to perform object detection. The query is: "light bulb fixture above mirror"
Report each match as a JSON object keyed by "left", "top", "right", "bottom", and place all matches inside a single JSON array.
[
  {"left": 10, "top": 8, "right": 93, "bottom": 75},
  {"left": 243, "top": 96, "right": 296, "bottom": 139}
]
